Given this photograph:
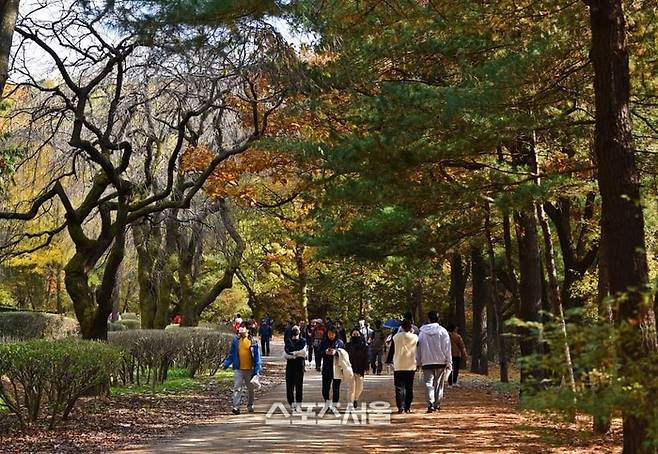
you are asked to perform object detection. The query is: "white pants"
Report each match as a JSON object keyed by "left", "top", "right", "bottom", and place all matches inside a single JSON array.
[
  {"left": 350, "top": 373, "right": 364, "bottom": 403},
  {"left": 423, "top": 366, "right": 447, "bottom": 409}
]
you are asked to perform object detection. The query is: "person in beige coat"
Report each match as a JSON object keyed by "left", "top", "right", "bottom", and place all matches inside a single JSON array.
[{"left": 386, "top": 319, "right": 419, "bottom": 413}]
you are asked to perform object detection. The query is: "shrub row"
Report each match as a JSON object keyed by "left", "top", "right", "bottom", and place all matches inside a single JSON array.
[
  {"left": 108, "top": 328, "right": 232, "bottom": 386},
  {"left": 0, "top": 339, "right": 120, "bottom": 429},
  {"left": 0, "top": 312, "right": 79, "bottom": 340}
]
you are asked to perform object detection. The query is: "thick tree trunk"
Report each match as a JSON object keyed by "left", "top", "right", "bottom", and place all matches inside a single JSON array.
[
  {"left": 0, "top": 0, "right": 19, "bottom": 96},
  {"left": 133, "top": 221, "right": 161, "bottom": 329},
  {"left": 470, "top": 248, "right": 487, "bottom": 375},
  {"left": 514, "top": 207, "right": 543, "bottom": 385},
  {"left": 586, "top": 1, "right": 658, "bottom": 450}
]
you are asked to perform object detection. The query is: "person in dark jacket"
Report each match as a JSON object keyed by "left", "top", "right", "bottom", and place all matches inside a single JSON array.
[
  {"left": 345, "top": 329, "right": 368, "bottom": 407},
  {"left": 335, "top": 319, "right": 347, "bottom": 343},
  {"left": 320, "top": 327, "right": 345, "bottom": 406},
  {"left": 259, "top": 320, "right": 273, "bottom": 356},
  {"left": 305, "top": 320, "right": 316, "bottom": 365},
  {"left": 283, "top": 320, "right": 294, "bottom": 344},
  {"left": 368, "top": 320, "right": 386, "bottom": 375},
  {"left": 313, "top": 321, "right": 327, "bottom": 371},
  {"left": 284, "top": 325, "right": 307, "bottom": 411}
]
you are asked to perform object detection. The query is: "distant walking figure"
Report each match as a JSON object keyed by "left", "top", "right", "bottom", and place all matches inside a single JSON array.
[
  {"left": 416, "top": 311, "right": 452, "bottom": 412},
  {"left": 446, "top": 322, "right": 468, "bottom": 386},
  {"left": 368, "top": 320, "right": 386, "bottom": 375},
  {"left": 259, "top": 320, "right": 273, "bottom": 356}
]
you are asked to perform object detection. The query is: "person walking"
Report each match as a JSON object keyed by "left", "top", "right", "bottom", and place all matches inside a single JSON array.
[
  {"left": 259, "top": 319, "right": 273, "bottom": 356},
  {"left": 386, "top": 319, "right": 418, "bottom": 413},
  {"left": 283, "top": 320, "right": 294, "bottom": 344},
  {"left": 320, "top": 327, "right": 345, "bottom": 407},
  {"left": 335, "top": 319, "right": 347, "bottom": 343},
  {"left": 313, "top": 320, "right": 327, "bottom": 371},
  {"left": 358, "top": 318, "right": 372, "bottom": 339},
  {"left": 416, "top": 311, "right": 452, "bottom": 413},
  {"left": 345, "top": 328, "right": 368, "bottom": 408},
  {"left": 368, "top": 320, "right": 386, "bottom": 375},
  {"left": 305, "top": 320, "right": 316, "bottom": 365},
  {"left": 283, "top": 325, "right": 307, "bottom": 411},
  {"left": 446, "top": 322, "right": 468, "bottom": 387},
  {"left": 223, "top": 325, "right": 263, "bottom": 414}
]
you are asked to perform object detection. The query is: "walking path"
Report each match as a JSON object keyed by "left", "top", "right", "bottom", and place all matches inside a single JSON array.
[{"left": 121, "top": 341, "right": 620, "bottom": 454}]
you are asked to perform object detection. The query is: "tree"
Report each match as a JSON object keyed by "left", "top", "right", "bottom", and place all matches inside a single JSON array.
[
  {"left": 585, "top": 0, "right": 658, "bottom": 451},
  {"left": 0, "top": 1, "right": 290, "bottom": 339},
  {"left": 0, "top": 0, "right": 19, "bottom": 96}
]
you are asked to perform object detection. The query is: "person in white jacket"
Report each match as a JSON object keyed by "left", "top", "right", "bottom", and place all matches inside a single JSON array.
[
  {"left": 386, "top": 319, "right": 418, "bottom": 413},
  {"left": 283, "top": 326, "right": 308, "bottom": 411},
  {"left": 416, "top": 311, "right": 452, "bottom": 412}
]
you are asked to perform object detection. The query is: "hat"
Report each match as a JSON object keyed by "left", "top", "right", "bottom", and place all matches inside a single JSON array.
[{"left": 238, "top": 326, "right": 248, "bottom": 334}]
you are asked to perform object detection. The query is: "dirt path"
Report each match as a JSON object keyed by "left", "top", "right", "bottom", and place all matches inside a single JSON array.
[{"left": 120, "top": 342, "right": 621, "bottom": 454}]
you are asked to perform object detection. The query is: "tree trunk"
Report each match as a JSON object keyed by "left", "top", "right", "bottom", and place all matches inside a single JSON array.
[
  {"left": 294, "top": 243, "right": 309, "bottom": 322},
  {"left": 55, "top": 269, "right": 63, "bottom": 315},
  {"left": 450, "top": 254, "right": 467, "bottom": 338},
  {"left": 586, "top": 1, "right": 658, "bottom": 450},
  {"left": 514, "top": 207, "right": 544, "bottom": 385},
  {"left": 537, "top": 203, "right": 577, "bottom": 399},
  {"left": 0, "top": 0, "right": 20, "bottom": 96},
  {"left": 502, "top": 212, "right": 521, "bottom": 315},
  {"left": 484, "top": 204, "right": 509, "bottom": 382},
  {"left": 133, "top": 221, "right": 161, "bottom": 329},
  {"left": 470, "top": 248, "right": 487, "bottom": 375}
]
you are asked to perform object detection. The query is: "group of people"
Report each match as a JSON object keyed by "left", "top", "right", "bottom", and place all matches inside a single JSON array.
[{"left": 223, "top": 311, "right": 469, "bottom": 415}]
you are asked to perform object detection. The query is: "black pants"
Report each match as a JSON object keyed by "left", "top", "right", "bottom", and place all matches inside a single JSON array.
[
  {"left": 286, "top": 360, "right": 304, "bottom": 404},
  {"left": 261, "top": 338, "right": 270, "bottom": 356},
  {"left": 314, "top": 345, "right": 323, "bottom": 370},
  {"left": 449, "top": 356, "right": 461, "bottom": 385},
  {"left": 321, "top": 373, "right": 341, "bottom": 402},
  {"left": 394, "top": 370, "right": 415, "bottom": 411}
]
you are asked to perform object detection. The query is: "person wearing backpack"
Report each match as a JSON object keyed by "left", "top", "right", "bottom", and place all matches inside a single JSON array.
[{"left": 368, "top": 320, "right": 386, "bottom": 375}]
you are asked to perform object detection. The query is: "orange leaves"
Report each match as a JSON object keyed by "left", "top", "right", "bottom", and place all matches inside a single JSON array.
[{"left": 181, "top": 145, "right": 298, "bottom": 205}]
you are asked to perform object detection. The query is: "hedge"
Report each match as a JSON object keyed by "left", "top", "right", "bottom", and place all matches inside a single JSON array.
[
  {"left": 109, "top": 328, "right": 232, "bottom": 386},
  {"left": 0, "top": 339, "right": 120, "bottom": 429},
  {"left": 0, "top": 312, "right": 79, "bottom": 340}
]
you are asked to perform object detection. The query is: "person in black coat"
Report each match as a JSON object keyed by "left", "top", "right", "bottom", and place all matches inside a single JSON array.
[
  {"left": 345, "top": 329, "right": 369, "bottom": 407},
  {"left": 284, "top": 326, "right": 307, "bottom": 411},
  {"left": 320, "top": 327, "right": 345, "bottom": 405}
]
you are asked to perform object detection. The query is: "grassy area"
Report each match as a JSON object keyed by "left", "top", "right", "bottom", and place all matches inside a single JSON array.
[{"left": 112, "top": 368, "right": 233, "bottom": 396}]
